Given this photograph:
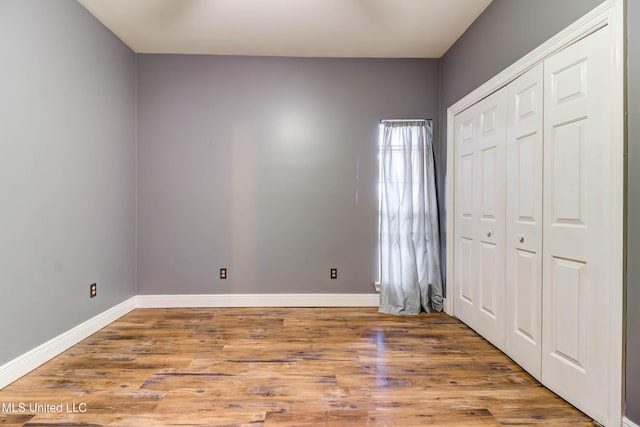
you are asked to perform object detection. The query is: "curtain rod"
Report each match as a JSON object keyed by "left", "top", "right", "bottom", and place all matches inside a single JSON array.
[{"left": 380, "top": 119, "right": 431, "bottom": 123}]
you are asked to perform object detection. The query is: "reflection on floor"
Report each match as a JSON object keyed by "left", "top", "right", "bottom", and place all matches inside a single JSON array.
[{"left": 0, "top": 307, "right": 596, "bottom": 426}]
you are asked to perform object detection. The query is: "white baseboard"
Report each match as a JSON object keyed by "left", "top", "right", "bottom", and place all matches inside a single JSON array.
[
  {"left": 0, "top": 297, "right": 137, "bottom": 390},
  {"left": 136, "top": 293, "right": 380, "bottom": 308},
  {"left": 443, "top": 297, "right": 453, "bottom": 316},
  {"left": 624, "top": 416, "right": 640, "bottom": 427}
]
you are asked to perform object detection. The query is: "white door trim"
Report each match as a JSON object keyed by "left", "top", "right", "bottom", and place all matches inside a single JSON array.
[{"left": 445, "top": 1, "right": 624, "bottom": 425}]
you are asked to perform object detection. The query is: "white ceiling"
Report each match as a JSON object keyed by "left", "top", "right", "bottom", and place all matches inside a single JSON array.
[{"left": 77, "top": 0, "right": 492, "bottom": 58}]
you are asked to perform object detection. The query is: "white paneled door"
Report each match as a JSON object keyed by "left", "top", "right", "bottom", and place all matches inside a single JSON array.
[
  {"left": 505, "top": 63, "right": 544, "bottom": 379},
  {"left": 454, "top": 89, "right": 507, "bottom": 350},
  {"left": 453, "top": 106, "right": 477, "bottom": 328},
  {"left": 542, "top": 27, "right": 610, "bottom": 421},
  {"left": 474, "top": 91, "right": 507, "bottom": 350}
]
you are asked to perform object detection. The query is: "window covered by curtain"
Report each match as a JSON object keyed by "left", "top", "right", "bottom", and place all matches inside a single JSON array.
[{"left": 379, "top": 120, "right": 442, "bottom": 315}]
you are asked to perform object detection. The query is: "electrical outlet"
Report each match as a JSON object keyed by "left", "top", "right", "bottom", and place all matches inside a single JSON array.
[
  {"left": 330, "top": 268, "right": 337, "bottom": 279},
  {"left": 220, "top": 268, "right": 227, "bottom": 279},
  {"left": 89, "top": 283, "right": 97, "bottom": 298}
]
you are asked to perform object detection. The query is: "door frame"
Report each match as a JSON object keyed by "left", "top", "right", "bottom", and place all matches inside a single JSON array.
[{"left": 444, "top": 0, "right": 624, "bottom": 425}]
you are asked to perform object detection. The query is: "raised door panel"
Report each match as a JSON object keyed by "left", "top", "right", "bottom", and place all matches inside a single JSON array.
[
  {"left": 549, "top": 257, "right": 587, "bottom": 368},
  {"left": 542, "top": 27, "right": 610, "bottom": 423},
  {"left": 505, "top": 63, "right": 543, "bottom": 379},
  {"left": 458, "top": 237, "right": 474, "bottom": 306}
]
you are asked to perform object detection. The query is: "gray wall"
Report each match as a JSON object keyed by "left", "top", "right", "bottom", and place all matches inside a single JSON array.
[
  {"left": 437, "top": 0, "right": 604, "bottom": 284},
  {"left": 137, "top": 55, "right": 439, "bottom": 294},
  {"left": 627, "top": 0, "right": 640, "bottom": 422},
  {"left": 0, "top": 1, "right": 136, "bottom": 365}
]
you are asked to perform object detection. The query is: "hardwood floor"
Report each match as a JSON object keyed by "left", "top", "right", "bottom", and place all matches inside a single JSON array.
[{"left": 0, "top": 308, "right": 595, "bottom": 426}]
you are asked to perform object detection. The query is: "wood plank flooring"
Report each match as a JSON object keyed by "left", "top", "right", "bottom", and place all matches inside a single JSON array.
[{"left": 0, "top": 308, "right": 596, "bottom": 426}]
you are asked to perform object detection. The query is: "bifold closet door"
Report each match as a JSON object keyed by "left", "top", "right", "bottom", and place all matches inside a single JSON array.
[
  {"left": 453, "top": 106, "right": 476, "bottom": 328},
  {"left": 454, "top": 89, "right": 507, "bottom": 349},
  {"left": 542, "top": 26, "right": 610, "bottom": 420},
  {"left": 505, "top": 63, "right": 543, "bottom": 379}
]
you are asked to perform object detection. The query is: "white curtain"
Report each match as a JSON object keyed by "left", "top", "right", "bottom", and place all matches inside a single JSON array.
[{"left": 379, "top": 120, "right": 442, "bottom": 315}]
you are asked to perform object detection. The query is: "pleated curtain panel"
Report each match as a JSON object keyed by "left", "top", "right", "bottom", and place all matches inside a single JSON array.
[{"left": 379, "top": 120, "right": 443, "bottom": 315}]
